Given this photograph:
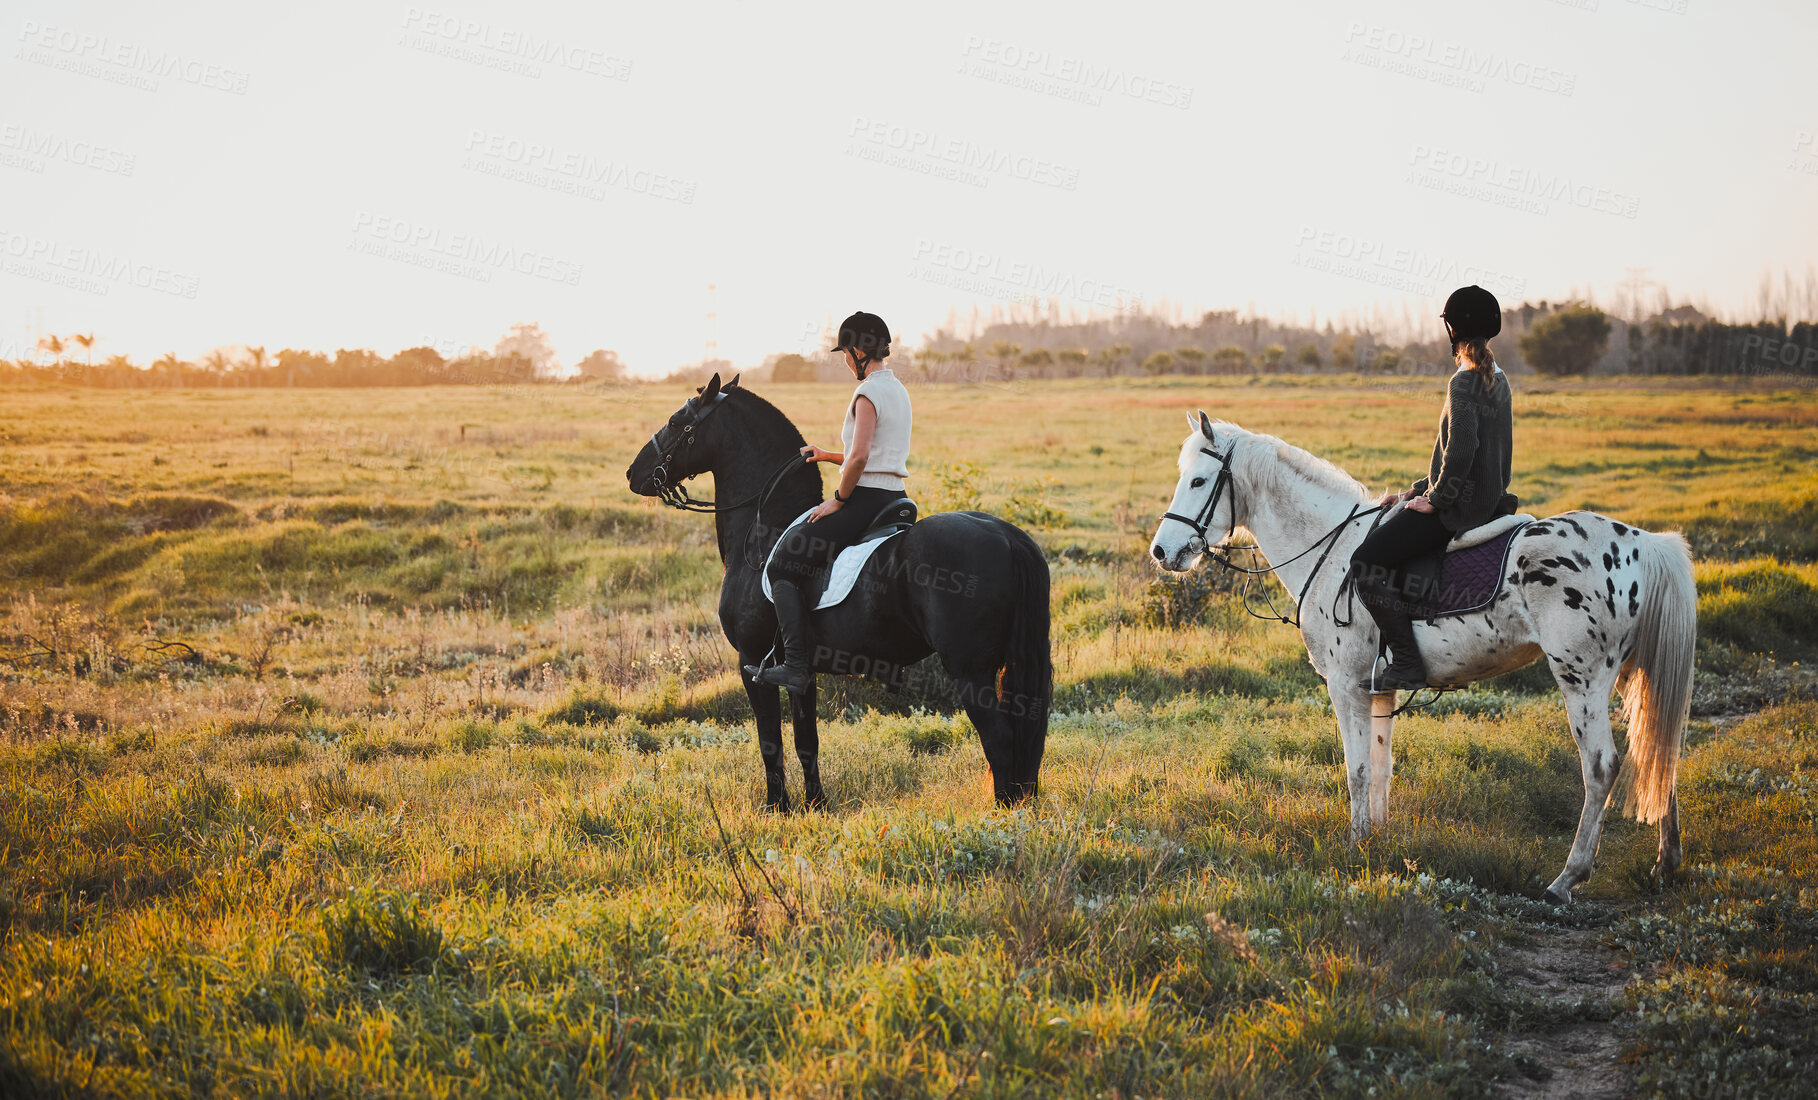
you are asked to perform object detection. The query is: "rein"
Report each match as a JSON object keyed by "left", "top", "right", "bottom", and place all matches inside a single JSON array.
[{"left": 648, "top": 448, "right": 806, "bottom": 515}]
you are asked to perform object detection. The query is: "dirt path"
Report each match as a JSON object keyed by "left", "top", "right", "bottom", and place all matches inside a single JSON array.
[{"left": 1494, "top": 926, "right": 1634, "bottom": 1099}]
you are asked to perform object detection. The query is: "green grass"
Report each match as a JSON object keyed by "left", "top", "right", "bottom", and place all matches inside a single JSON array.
[{"left": 1, "top": 377, "right": 1814, "bottom": 1096}]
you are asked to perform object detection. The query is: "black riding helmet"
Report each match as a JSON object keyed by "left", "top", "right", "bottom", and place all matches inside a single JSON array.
[
  {"left": 831, "top": 311, "right": 891, "bottom": 379},
  {"left": 1441, "top": 285, "right": 1501, "bottom": 347}
]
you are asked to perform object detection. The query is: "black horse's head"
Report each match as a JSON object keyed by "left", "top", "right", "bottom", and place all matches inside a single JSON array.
[{"left": 626, "top": 371, "right": 741, "bottom": 501}]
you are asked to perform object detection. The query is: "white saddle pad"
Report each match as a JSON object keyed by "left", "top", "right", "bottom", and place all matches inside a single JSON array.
[
  {"left": 761, "top": 509, "right": 909, "bottom": 610},
  {"left": 1448, "top": 513, "right": 1536, "bottom": 551}
]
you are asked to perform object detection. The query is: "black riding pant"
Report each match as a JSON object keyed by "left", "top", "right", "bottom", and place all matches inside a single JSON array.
[
  {"left": 766, "top": 486, "right": 899, "bottom": 591},
  {"left": 1350, "top": 507, "right": 1452, "bottom": 616}
]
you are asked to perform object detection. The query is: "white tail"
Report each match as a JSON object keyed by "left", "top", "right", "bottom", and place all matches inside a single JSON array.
[{"left": 1618, "top": 532, "right": 1697, "bottom": 823}]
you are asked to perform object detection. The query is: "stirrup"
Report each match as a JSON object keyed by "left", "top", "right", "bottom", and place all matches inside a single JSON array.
[
  {"left": 1359, "top": 651, "right": 1429, "bottom": 693},
  {"left": 754, "top": 663, "right": 814, "bottom": 694}
]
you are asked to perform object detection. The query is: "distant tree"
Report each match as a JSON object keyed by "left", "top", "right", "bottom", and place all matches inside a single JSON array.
[
  {"left": 276, "top": 348, "right": 329, "bottom": 387},
  {"left": 1295, "top": 343, "right": 1322, "bottom": 370},
  {"left": 988, "top": 341, "right": 1021, "bottom": 381},
  {"left": 1093, "top": 344, "right": 1131, "bottom": 377},
  {"left": 391, "top": 346, "right": 448, "bottom": 383},
  {"left": 575, "top": 349, "right": 626, "bottom": 382},
  {"left": 1519, "top": 304, "right": 1611, "bottom": 377},
  {"left": 495, "top": 322, "right": 559, "bottom": 378},
  {"left": 771, "top": 353, "right": 814, "bottom": 383},
  {"left": 1258, "top": 344, "right": 1286, "bottom": 372},
  {"left": 1332, "top": 333, "right": 1358, "bottom": 370},
  {"left": 36, "top": 334, "right": 64, "bottom": 365},
  {"left": 72, "top": 332, "right": 96, "bottom": 367},
  {"left": 1212, "top": 345, "right": 1249, "bottom": 374},
  {"left": 1369, "top": 347, "right": 1403, "bottom": 373},
  {"left": 333, "top": 348, "right": 386, "bottom": 385},
  {"left": 1019, "top": 348, "right": 1054, "bottom": 377},
  {"left": 154, "top": 351, "right": 184, "bottom": 389},
  {"left": 1056, "top": 348, "right": 1088, "bottom": 377},
  {"left": 243, "top": 345, "right": 268, "bottom": 381},
  {"left": 1174, "top": 347, "right": 1207, "bottom": 375},
  {"left": 1141, "top": 350, "right": 1176, "bottom": 376},
  {"left": 202, "top": 347, "right": 233, "bottom": 388}
]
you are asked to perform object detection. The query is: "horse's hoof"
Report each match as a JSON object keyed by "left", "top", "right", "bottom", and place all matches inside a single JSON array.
[
  {"left": 764, "top": 796, "right": 792, "bottom": 814},
  {"left": 1542, "top": 886, "right": 1571, "bottom": 906},
  {"left": 804, "top": 792, "right": 828, "bottom": 812}
]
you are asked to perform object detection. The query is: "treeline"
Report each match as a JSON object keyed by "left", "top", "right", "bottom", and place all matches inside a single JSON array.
[
  {"left": 0, "top": 347, "right": 549, "bottom": 389},
  {"left": 908, "top": 304, "right": 1816, "bottom": 381},
  {"left": 11, "top": 304, "right": 1815, "bottom": 390}
]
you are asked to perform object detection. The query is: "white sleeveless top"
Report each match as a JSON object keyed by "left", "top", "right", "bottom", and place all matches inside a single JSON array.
[{"left": 841, "top": 368, "right": 912, "bottom": 490}]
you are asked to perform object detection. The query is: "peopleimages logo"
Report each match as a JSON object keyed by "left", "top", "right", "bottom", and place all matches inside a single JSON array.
[
  {"left": 0, "top": 227, "right": 201, "bottom": 298},
  {"left": 908, "top": 238, "right": 1143, "bottom": 311},
  {"left": 462, "top": 129, "right": 696, "bottom": 203},
  {"left": 1341, "top": 22, "right": 1576, "bottom": 97},
  {"left": 1291, "top": 226, "right": 1526, "bottom": 301},
  {"left": 957, "top": 35, "right": 1193, "bottom": 109},
  {"left": 399, "top": 8, "right": 632, "bottom": 80},
  {"left": 14, "top": 20, "right": 249, "bottom": 94},
  {"left": 0, "top": 122, "right": 136, "bottom": 176},
  {"left": 349, "top": 211, "right": 583, "bottom": 286},
  {"left": 1406, "top": 145, "right": 1640, "bottom": 219},
  {"left": 846, "top": 117, "right": 1080, "bottom": 191}
]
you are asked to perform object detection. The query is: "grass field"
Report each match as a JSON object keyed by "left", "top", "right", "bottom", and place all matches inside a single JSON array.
[{"left": 2, "top": 375, "right": 1816, "bottom": 1097}]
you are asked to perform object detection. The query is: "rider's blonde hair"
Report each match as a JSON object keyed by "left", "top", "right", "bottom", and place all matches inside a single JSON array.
[{"left": 1456, "top": 337, "right": 1495, "bottom": 388}]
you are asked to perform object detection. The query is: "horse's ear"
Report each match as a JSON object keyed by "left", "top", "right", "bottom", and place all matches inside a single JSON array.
[
  {"left": 1185, "top": 412, "right": 1199, "bottom": 434},
  {"left": 1197, "top": 410, "right": 1215, "bottom": 441},
  {"left": 699, "top": 372, "right": 723, "bottom": 400},
  {"left": 726, "top": 373, "right": 741, "bottom": 390}
]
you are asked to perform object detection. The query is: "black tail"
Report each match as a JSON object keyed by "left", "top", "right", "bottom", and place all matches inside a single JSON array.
[{"left": 999, "top": 526, "right": 1051, "bottom": 799}]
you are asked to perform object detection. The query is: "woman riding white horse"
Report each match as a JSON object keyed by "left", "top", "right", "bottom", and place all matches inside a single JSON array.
[
  {"left": 1352, "top": 285, "right": 1514, "bottom": 691},
  {"left": 1149, "top": 309, "right": 1695, "bottom": 905}
]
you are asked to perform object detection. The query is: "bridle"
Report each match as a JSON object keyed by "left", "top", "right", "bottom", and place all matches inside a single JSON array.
[
  {"left": 1159, "top": 443, "right": 1238, "bottom": 556},
  {"left": 1158, "top": 439, "right": 1384, "bottom": 628},
  {"left": 642, "top": 393, "right": 804, "bottom": 515}
]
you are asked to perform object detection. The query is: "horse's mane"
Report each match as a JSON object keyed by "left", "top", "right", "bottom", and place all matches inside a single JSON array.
[
  {"left": 724, "top": 387, "right": 808, "bottom": 449},
  {"left": 1185, "top": 421, "right": 1370, "bottom": 504}
]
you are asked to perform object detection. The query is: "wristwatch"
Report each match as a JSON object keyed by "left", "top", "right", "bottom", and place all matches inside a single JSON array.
[{"left": 832, "top": 488, "right": 848, "bottom": 503}]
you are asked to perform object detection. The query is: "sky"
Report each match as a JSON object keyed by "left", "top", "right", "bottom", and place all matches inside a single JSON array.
[{"left": 3, "top": 0, "right": 1815, "bottom": 376}]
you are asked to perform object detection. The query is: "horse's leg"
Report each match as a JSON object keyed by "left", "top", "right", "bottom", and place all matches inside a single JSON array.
[
  {"left": 1543, "top": 675, "right": 1623, "bottom": 905},
  {"left": 1655, "top": 791, "right": 1682, "bottom": 878},
  {"left": 1369, "top": 691, "right": 1396, "bottom": 827},
  {"left": 1330, "top": 684, "right": 1377, "bottom": 841},
  {"left": 789, "top": 680, "right": 826, "bottom": 810},
  {"left": 741, "top": 662, "right": 791, "bottom": 812},
  {"left": 958, "top": 677, "right": 1019, "bottom": 805}
]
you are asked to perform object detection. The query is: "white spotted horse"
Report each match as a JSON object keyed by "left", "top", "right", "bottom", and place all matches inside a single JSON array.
[
  {"left": 1150, "top": 412, "right": 1696, "bottom": 904},
  {"left": 626, "top": 373, "right": 1052, "bottom": 810}
]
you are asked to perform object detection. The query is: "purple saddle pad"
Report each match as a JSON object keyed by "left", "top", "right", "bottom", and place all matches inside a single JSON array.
[{"left": 1405, "top": 522, "right": 1529, "bottom": 619}]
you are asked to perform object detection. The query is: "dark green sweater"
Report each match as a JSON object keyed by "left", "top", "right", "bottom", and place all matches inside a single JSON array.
[{"left": 1410, "top": 367, "right": 1513, "bottom": 533}]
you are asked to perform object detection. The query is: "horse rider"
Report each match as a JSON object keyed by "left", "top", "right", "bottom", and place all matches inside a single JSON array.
[
  {"left": 746, "top": 311, "right": 915, "bottom": 694},
  {"left": 1350, "top": 285, "right": 1516, "bottom": 690}
]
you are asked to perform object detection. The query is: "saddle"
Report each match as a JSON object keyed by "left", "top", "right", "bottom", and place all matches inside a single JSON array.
[
  {"left": 1399, "top": 501, "right": 1534, "bottom": 620},
  {"left": 761, "top": 497, "right": 919, "bottom": 610}
]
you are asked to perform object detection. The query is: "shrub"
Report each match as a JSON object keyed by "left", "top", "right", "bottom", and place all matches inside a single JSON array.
[
  {"left": 318, "top": 889, "right": 454, "bottom": 974},
  {"left": 1695, "top": 558, "right": 1818, "bottom": 661}
]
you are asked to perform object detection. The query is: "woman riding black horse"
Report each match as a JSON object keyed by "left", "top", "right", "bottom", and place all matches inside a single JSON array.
[
  {"left": 749, "top": 311, "right": 912, "bottom": 694},
  {"left": 625, "top": 361, "right": 1050, "bottom": 809},
  {"left": 1350, "top": 284, "right": 1516, "bottom": 690}
]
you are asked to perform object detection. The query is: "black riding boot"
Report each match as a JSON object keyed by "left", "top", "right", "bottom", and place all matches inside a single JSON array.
[
  {"left": 748, "top": 581, "right": 814, "bottom": 695},
  {"left": 1355, "top": 573, "right": 1430, "bottom": 692}
]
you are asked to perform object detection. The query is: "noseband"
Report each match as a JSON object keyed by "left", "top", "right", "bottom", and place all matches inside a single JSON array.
[{"left": 1159, "top": 444, "right": 1237, "bottom": 555}]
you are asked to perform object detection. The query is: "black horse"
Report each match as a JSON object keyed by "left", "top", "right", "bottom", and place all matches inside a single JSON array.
[{"left": 624, "top": 372, "right": 1051, "bottom": 809}]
